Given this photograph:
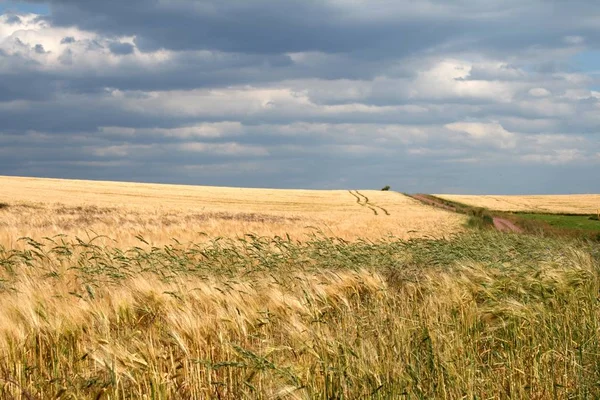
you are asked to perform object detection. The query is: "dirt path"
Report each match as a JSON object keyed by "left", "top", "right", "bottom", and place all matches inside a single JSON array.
[
  {"left": 410, "top": 194, "right": 523, "bottom": 233},
  {"left": 411, "top": 194, "right": 457, "bottom": 212},
  {"left": 493, "top": 218, "right": 523, "bottom": 233}
]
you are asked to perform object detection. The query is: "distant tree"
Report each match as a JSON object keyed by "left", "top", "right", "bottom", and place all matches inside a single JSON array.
[{"left": 381, "top": 185, "right": 391, "bottom": 191}]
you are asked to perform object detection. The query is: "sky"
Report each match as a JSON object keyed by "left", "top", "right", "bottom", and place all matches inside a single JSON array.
[{"left": 0, "top": 0, "right": 599, "bottom": 194}]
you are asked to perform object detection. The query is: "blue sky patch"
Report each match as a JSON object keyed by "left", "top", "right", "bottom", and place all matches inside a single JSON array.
[{"left": 0, "top": 1, "right": 49, "bottom": 15}]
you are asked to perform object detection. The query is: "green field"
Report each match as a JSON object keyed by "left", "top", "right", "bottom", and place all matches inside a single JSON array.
[{"left": 518, "top": 213, "right": 600, "bottom": 231}]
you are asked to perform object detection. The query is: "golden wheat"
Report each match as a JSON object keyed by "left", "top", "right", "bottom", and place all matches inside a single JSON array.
[
  {"left": 1, "top": 232, "right": 598, "bottom": 398},
  {"left": 3, "top": 176, "right": 598, "bottom": 398},
  {"left": 0, "top": 176, "right": 465, "bottom": 247},
  {"left": 436, "top": 193, "right": 600, "bottom": 214}
]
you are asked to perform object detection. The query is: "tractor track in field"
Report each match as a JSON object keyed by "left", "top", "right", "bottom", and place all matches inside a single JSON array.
[
  {"left": 349, "top": 190, "right": 377, "bottom": 215},
  {"left": 348, "top": 190, "right": 390, "bottom": 216},
  {"left": 349, "top": 190, "right": 361, "bottom": 204}
]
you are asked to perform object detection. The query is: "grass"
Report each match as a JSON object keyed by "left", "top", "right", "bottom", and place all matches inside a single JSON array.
[
  {"left": 465, "top": 213, "right": 494, "bottom": 229},
  {"left": 517, "top": 213, "right": 600, "bottom": 231},
  {"left": 0, "top": 231, "right": 599, "bottom": 398}
]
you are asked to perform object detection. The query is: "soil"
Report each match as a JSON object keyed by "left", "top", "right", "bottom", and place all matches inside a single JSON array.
[
  {"left": 410, "top": 194, "right": 456, "bottom": 212},
  {"left": 492, "top": 218, "right": 523, "bottom": 233}
]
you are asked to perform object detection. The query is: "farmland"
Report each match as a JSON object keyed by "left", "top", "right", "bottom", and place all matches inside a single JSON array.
[
  {"left": 0, "top": 176, "right": 464, "bottom": 248},
  {"left": 518, "top": 213, "right": 600, "bottom": 231},
  {"left": 436, "top": 194, "right": 600, "bottom": 215},
  {"left": 435, "top": 193, "right": 600, "bottom": 236},
  {"left": 1, "top": 176, "right": 600, "bottom": 398}
]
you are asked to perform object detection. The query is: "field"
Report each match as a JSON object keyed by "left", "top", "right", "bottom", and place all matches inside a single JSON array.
[
  {"left": 518, "top": 213, "right": 600, "bottom": 231},
  {"left": 1, "top": 176, "right": 600, "bottom": 398},
  {"left": 435, "top": 194, "right": 600, "bottom": 215},
  {"left": 0, "top": 176, "right": 464, "bottom": 248}
]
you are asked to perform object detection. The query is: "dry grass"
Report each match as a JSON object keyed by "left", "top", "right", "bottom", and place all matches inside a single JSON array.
[
  {"left": 0, "top": 176, "right": 465, "bottom": 248},
  {"left": 436, "top": 194, "right": 600, "bottom": 215},
  {"left": 0, "top": 232, "right": 599, "bottom": 398}
]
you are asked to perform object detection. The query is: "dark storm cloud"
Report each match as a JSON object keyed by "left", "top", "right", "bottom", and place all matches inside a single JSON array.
[
  {"left": 19, "top": 0, "right": 599, "bottom": 58},
  {"left": 0, "top": 68, "right": 60, "bottom": 101},
  {"left": 0, "top": 99, "right": 190, "bottom": 133},
  {"left": 1, "top": 0, "right": 600, "bottom": 192},
  {"left": 60, "top": 35, "right": 75, "bottom": 44},
  {"left": 4, "top": 0, "right": 597, "bottom": 98},
  {"left": 0, "top": 93, "right": 454, "bottom": 135},
  {"left": 108, "top": 41, "right": 134, "bottom": 55},
  {"left": 0, "top": 48, "right": 401, "bottom": 101},
  {"left": 39, "top": 0, "right": 449, "bottom": 55}
]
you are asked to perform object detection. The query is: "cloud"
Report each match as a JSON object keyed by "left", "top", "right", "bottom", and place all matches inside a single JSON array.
[
  {"left": 445, "top": 121, "right": 517, "bottom": 149},
  {"left": 521, "top": 149, "right": 585, "bottom": 165},
  {"left": 5, "top": 14, "right": 22, "bottom": 24},
  {"left": 35, "top": 0, "right": 461, "bottom": 56},
  {"left": 24, "top": 0, "right": 600, "bottom": 59},
  {"left": 108, "top": 41, "right": 134, "bottom": 55},
  {"left": 1, "top": 1, "right": 600, "bottom": 193},
  {"left": 528, "top": 88, "right": 551, "bottom": 97}
]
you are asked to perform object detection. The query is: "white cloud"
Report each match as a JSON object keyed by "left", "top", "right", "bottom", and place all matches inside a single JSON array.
[
  {"left": 0, "top": 13, "right": 174, "bottom": 75},
  {"left": 180, "top": 142, "right": 269, "bottom": 156},
  {"left": 563, "top": 35, "right": 585, "bottom": 45},
  {"left": 411, "top": 59, "right": 516, "bottom": 102},
  {"left": 285, "top": 59, "right": 523, "bottom": 106},
  {"left": 90, "top": 144, "right": 156, "bottom": 157},
  {"left": 445, "top": 121, "right": 517, "bottom": 149},
  {"left": 516, "top": 99, "right": 575, "bottom": 118},
  {"left": 100, "top": 122, "right": 244, "bottom": 138},
  {"left": 528, "top": 88, "right": 551, "bottom": 97},
  {"left": 527, "top": 134, "right": 585, "bottom": 147}
]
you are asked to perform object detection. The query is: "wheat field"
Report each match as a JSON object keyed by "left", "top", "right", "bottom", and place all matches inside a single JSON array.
[
  {"left": 1, "top": 231, "right": 599, "bottom": 398},
  {"left": 0, "top": 177, "right": 600, "bottom": 400},
  {"left": 3, "top": 176, "right": 600, "bottom": 398},
  {"left": 0, "top": 176, "right": 464, "bottom": 248},
  {"left": 436, "top": 194, "right": 600, "bottom": 214}
]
